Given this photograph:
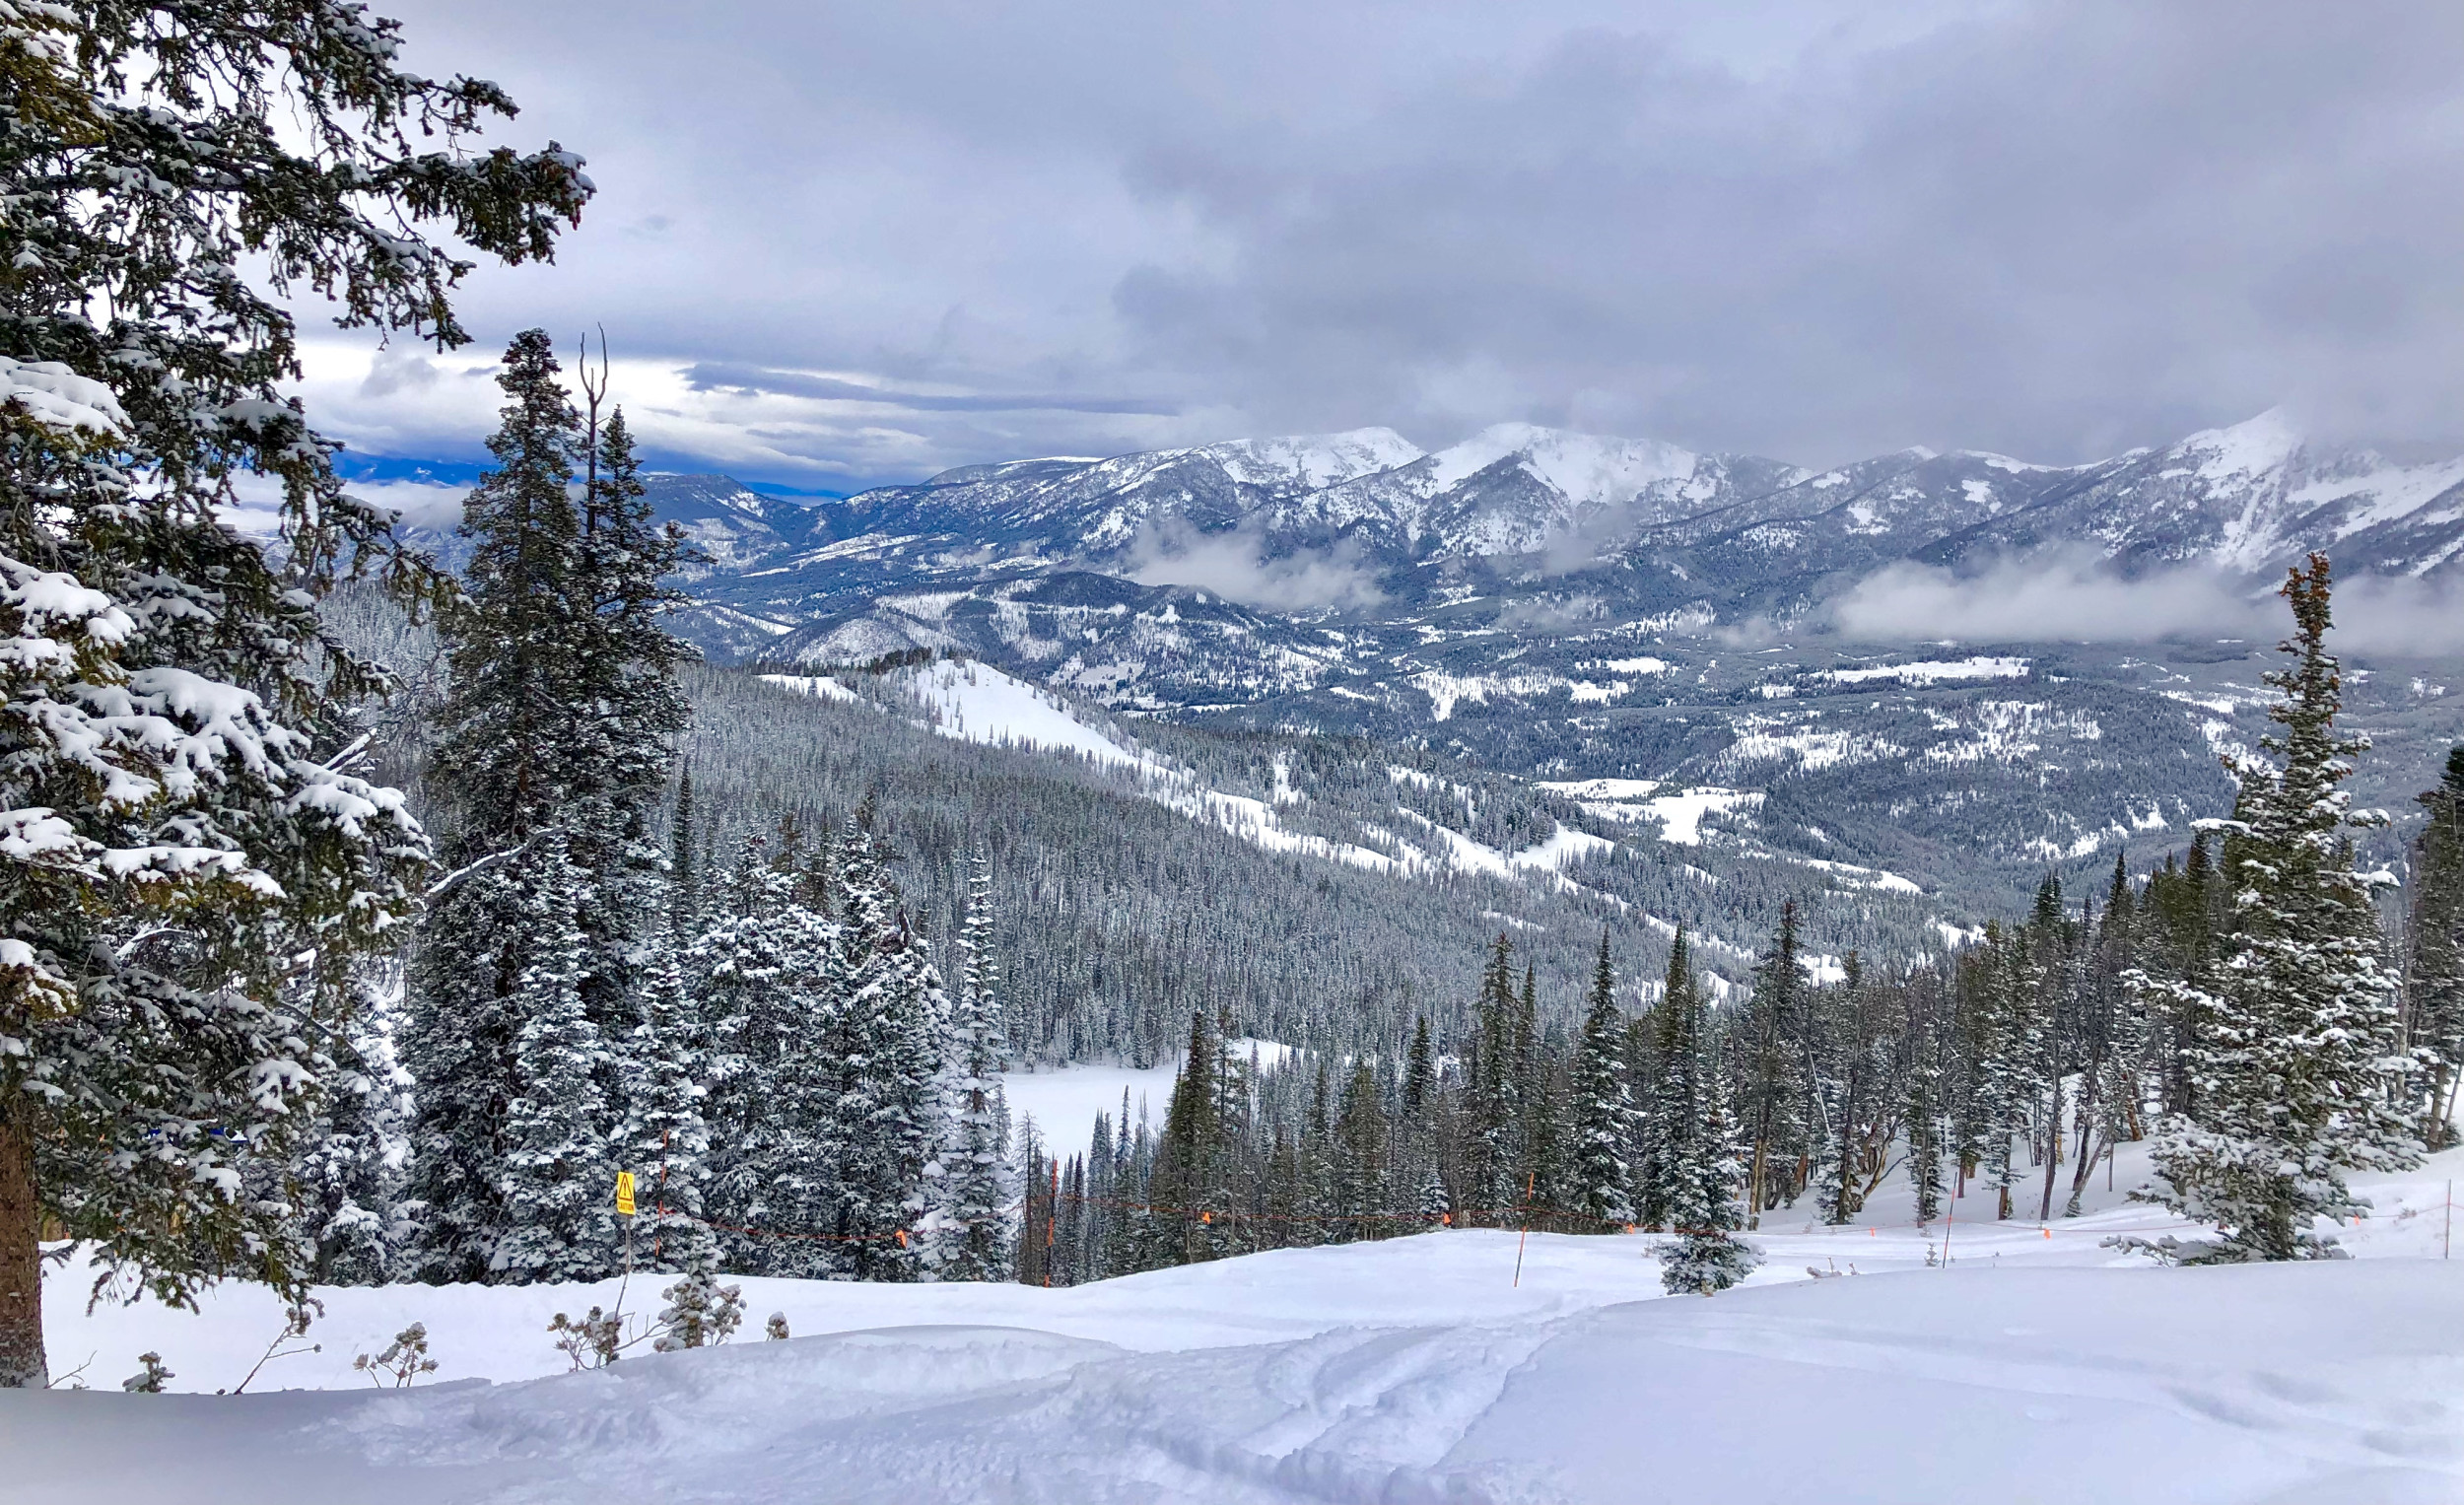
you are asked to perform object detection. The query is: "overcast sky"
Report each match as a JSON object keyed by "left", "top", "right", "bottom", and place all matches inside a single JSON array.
[{"left": 305, "top": 0, "right": 2464, "bottom": 491}]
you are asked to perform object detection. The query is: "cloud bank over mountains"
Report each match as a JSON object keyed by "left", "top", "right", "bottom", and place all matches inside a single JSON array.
[
  {"left": 297, "top": 1, "right": 2461, "bottom": 488},
  {"left": 1825, "top": 549, "right": 2464, "bottom": 656}
]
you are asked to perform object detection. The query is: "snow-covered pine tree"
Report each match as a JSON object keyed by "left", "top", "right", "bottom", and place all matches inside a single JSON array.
[
  {"left": 1289, "top": 1054, "right": 1335, "bottom": 1248},
  {"left": 669, "top": 770, "right": 702, "bottom": 929},
  {"left": 1635, "top": 928, "right": 1709, "bottom": 1231},
  {"left": 292, "top": 966, "right": 416, "bottom": 1286},
  {"left": 1013, "top": 1117, "right": 1051, "bottom": 1285},
  {"left": 926, "top": 855, "right": 1014, "bottom": 1281},
  {"left": 0, "top": 0, "right": 585, "bottom": 1382},
  {"left": 563, "top": 404, "right": 693, "bottom": 1056},
  {"left": 2408, "top": 747, "right": 2464, "bottom": 1147},
  {"left": 830, "top": 828, "right": 949, "bottom": 1280},
  {"left": 1971, "top": 929, "right": 2032, "bottom": 1219},
  {"left": 1149, "top": 1009, "right": 1228, "bottom": 1264},
  {"left": 696, "top": 832, "right": 838, "bottom": 1276},
  {"left": 1465, "top": 935, "right": 1521, "bottom": 1225},
  {"left": 1656, "top": 940, "right": 1758, "bottom": 1295},
  {"left": 1740, "top": 901, "right": 1809, "bottom": 1223},
  {"left": 1623, "top": 1009, "right": 1657, "bottom": 1227},
  {"left": 427, "top": 329, "right": 588, "bottom": 840},
  {"left": 1814, "top": 955, "right": 1870, "bottom": 1228},
  {"left": 1403, "top": 1016, "right": 1436, "bottom": 1123},
  {"left": 1905, "top": 1059, "right": 1945, "bottom": 1228},
  {"left": 404, "top": 332, "right": 598, "bottom": 1281},
  {"left": 1567, "top": 931, "right": 1637, "bottom": 1229},
  {"left": 2137, "top": 556, "right": 2422, "bottom": 1263},
  {"left": 2065, "top": 856, "right": 2139, "bottom": 1218},
  {"left": 492, "top": 834, "right": 620, "bottom": 1283},
  {"left": 1335, "top": 1059, "right": 1391, "bottom": 1240},
  {"left": 1513, "top": 962, "right": 1560, "bottom": 1219},
  {"left": 625, "top": 917, "right": 717, "bottom": 1274}
]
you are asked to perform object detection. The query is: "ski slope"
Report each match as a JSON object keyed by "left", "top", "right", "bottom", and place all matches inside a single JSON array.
[{"left": 11, "top": 1151, "right": 2464, "bottom": 1503}]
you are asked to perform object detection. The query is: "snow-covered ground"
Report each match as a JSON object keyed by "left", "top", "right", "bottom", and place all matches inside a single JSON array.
[
  {"left": 1001, "top": 1040, "right": 1295, "bottom": 1153},
  {"left": 13, "top": 1148, "right": 2464, "bottom": 1503}
]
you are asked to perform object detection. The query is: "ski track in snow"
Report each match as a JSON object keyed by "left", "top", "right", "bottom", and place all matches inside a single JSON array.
[{"left": 17, "top": 1147, "right": 2464, "bottom": 1503}]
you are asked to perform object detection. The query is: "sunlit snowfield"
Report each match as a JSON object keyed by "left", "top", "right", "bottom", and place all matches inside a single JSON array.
[{"left": 9, "top": 1142, "right": 2463, "bottom": 1504}]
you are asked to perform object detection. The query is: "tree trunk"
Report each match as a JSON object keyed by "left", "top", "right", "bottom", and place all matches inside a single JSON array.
[
  {"left": 2066, "top": 1072, "right": 2104, "bottom": 1210},
  {"left": 2037, "top": 1073, "right": 2063, "bottom": 1223},
  {"left": 0, "top": 1108, "right": 43, "bottom": 1389}
]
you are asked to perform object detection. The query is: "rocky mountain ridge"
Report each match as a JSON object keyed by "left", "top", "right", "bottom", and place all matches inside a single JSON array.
[{"left": 605, "top": 411, "right": 2464, "bottom": 915}]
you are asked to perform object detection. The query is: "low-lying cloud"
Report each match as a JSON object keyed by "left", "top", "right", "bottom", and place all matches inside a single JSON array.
[
  {"left": 1827, "top": 548, "right": 2464, "bottom": 655},
  {"left": 1126, "top": 517, "right": 1385, "bottom": 612},
  {"left": 223, "top": 472, "right": 471, "bottom": 538}
]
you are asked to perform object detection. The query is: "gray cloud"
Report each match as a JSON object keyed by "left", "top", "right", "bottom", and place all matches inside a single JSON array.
[
  {"left": 1826, "top": 548, "right": 2464, "bottom": 656},
  {"left": 320, "top": 1, "right": 2463, "bottom": 483},
  {"left": 680, "top": 362, "right": 1178, "bottom": 416},
  {"left": 1126, "top": 517, "right": 1386, "bottom": 612}
]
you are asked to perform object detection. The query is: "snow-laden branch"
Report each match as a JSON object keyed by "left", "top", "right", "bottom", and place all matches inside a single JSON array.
[{"left": 422, "top": 826, "right": 565, "bottom": 906}]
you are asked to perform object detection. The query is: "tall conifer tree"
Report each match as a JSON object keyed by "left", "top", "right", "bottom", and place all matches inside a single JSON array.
[
  {"left": 2138, "top": 557, "right": 2422, "bottom": 1262},
  {"left": 0, "top": 0, "right": 583, "bottom": 1385},
  {"left": 2407, "top": 748, "right": 2464, "bottom": 1146},
  {"left": 1568, "top": 932, "right": 1637, "bottom": 1228},
  {"left": 1656, "top": 937, "right": 1758, "bottom": 1294}
]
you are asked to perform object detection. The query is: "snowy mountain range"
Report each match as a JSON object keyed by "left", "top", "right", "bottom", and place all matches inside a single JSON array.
[
  {"left": 648, "top": 409, "right": 2464, "bottom": 632},
  {"left": 604, "top": 412, "right": 2464, "bottom": 911}
]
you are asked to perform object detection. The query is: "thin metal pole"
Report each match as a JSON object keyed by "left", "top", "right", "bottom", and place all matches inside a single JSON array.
[
  {"left": 654, "top": 1129, "right": 670, "bottom": 1266},
  {"left": 1512, "top": 1172, "right": 1536, "bottom": 1288},
  {"left": 2445, "top": 1180, "right": 2452, "bottom": 1262}
]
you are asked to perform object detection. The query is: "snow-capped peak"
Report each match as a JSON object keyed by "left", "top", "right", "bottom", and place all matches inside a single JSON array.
[
  {"left": 1426, "top": 423, "right": 1700, "bottom": 504},
  {"left": 2182, "top": 407, "right": 2303, "bottom": 483},
  {"left": 1201, "top": 428, "right": 1425, "bottom": 490}
]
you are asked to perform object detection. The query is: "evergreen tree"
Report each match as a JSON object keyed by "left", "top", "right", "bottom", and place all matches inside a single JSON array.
[
  {"left": 0, "top": 0, "right": 583, "bottom": 1386},
  {"left": 403, "top": 334, "right": 596, "bottom": 1282},
  {"left": 492, "top": 834, "right": 620, "bottom": 1283},
  {"left": 1567, "top": 932, "right": 1637, "bottom": 1228},
  {"left": 694, "top": 835, "right": 835, "bottom": 1274},
  {"left": 1970, "top": 929, "right": 2032, "bottom": 1219},
  {"left": 829, "top": 828, "right": 948, "bottom": 1280},
  {"left": 928, "top": 855, "right": 1015, "bottom": 1280},
  {"left": 1466, "top": 935, "right": 1521, "bottom": 1224},
  {"left": 430, "top": 330, "right": 589, "bottom": 839},
  {"left": 293, "top": 968, "right": 415, "bottom": 1286},
  {"left": 1656, "top": 942, "right": 1758, "bottom": 1295},
  {"left": 625, "top": 918, "right": 717, "bottom": 1274},
  {"left": 1905, "top": 1059, "right": 1944, "bottom": 1227},
  {"left": 1636, "top": 930, "right": 1699, "bottom": 1231},
  {"left": 1150, "top": 1009, "right": 1226, "bottom": 1263},
  {"left": 1298, "top": 1055, "right": 1336, "bottom": 1246},
  {"left": 1513, "top": 962, "right": 1555, "bottom": 1212},
  {"left": 1814, "top": 954, "right": 1871, "bottom": 1227},
  {"left": 1741, "top": 901, "right": 1808, "bottom": 1221},
  {"left": 1403, "top": 1015, "right": 1436, "bottom": 1124},
  {"left": 563, "top": 405, "right": 694, "bottom": 1050},
  {"left": 2138, "top": 557, "right": 2422, "bottom": 1262},
  {"left": 2408, "top": 747, "right": 2464, "bottom": 1147},
  {"left": 1335, "top": 1059, "right": 1391, "bottom": 1239}
]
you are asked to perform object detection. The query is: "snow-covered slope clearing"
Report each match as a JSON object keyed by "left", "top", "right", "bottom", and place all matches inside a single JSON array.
[
  {"left": 771, "top": 660, "right": 1630, "bottom": 888},
  {"left": 13, "top": 1152, "right": 2464, "bottom": 1504}
]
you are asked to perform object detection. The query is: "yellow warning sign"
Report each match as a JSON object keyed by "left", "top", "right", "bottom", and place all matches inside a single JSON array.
[{"left": 614, "top": 1171, "right": 637, "bottom": 1217}]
